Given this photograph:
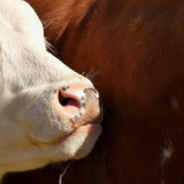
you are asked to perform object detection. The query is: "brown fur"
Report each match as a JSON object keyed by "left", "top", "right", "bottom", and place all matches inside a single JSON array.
[{"left": 5, "top": 0, "right": 184, "bottom": 183}]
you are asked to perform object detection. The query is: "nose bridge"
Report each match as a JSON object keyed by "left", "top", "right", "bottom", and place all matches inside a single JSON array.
[{"left": 68, "top": 74, "right": 93, "bottom": 90}]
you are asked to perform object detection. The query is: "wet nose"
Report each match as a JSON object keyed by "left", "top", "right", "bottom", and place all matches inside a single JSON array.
[
  {"left": 56, "top": 87, "right": 85, "bottom": 117},
  {"left": 52, "top": 84, "right": 102, "bottom": 124}
]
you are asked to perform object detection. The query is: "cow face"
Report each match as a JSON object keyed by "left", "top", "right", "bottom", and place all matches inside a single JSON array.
[{"left": 0, "top": 0, "right": 102, "bottom": 175}]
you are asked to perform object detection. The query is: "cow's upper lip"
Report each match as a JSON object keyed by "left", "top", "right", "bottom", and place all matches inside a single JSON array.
[
  {"left": 65, "top": 121, "right": 101, "bottom": 136},
  {"left": 30, "top": 117, "right": 102, "bottom": 147},
  {"left": 74, "top": 123, "right": 101, "bottom": 133},
  {"left": 57, "top": 108, "right": 103, "bottom": 143}
]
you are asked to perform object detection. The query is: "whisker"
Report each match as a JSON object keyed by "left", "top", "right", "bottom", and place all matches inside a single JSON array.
[
  {"left": 86, "top": 68, "right": 94, "bottom": 79},
  {"left": 59, "top": 161, "right": 73, "bottom": 184},
  {"left": 41, "top": 20, "right": 58, "bottom": 30},
  {"left": 45, "top": 40, "right": 57, "bottom": 55},
  {"left": 86, "top": 69, "right": 100, "bottom": 81}
]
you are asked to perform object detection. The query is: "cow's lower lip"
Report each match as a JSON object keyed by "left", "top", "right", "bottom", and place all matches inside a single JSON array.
[
  {"left": 54, "top": 123, "right": 102, "bottom": 145},
  {"left": 74, "top": 123, "right": 102, "bottom": 134}
]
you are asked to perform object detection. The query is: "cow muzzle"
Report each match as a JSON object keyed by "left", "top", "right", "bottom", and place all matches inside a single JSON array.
[
  {"left": 25, "top": 81, "right": 103, "bottom": 145},
  {"left": 53, "top": 85, "right": 102, "bottom": 128}
]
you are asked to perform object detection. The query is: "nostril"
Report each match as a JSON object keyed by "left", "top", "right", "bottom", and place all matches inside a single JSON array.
[
  {"left": 57, "top": 89, "right": 82, "bottom": 116},
  {"left": 60, "top": 98, "right": 70, "bottom": 106},
  {"left": 58, "top": 91, "right": 70, "bottom": 106}
]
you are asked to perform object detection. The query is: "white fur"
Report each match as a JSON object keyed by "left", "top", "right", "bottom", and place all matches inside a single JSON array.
[{"left": 0, "top": 0, "right": 101, "bottom": 180}]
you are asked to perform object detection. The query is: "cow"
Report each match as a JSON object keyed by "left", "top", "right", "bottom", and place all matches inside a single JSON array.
[
  {"left": 0, "top": 0, "right": 103, "bottom": 182},
  {"left": 5, "top": 0, "right": 184, "bottom": 184}
]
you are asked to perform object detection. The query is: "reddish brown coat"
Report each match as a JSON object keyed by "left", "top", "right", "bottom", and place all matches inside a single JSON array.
[{"left": 5, "top": 0, "right": 184, "bottom": 183}]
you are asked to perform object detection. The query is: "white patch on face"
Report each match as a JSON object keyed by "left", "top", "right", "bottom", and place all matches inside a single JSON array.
[
  {"left": 161, "top": 180, "right": 164, "bottom": 184},
  {"left": 0, "top": 0, "right": 102, "bottom": 179},
  {"left": 170, "top": 96, "right": 178, "bottom": 109}
]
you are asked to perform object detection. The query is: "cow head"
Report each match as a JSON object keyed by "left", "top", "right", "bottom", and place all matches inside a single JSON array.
[{"left": 0, "top": 0, "right": 102, "bottom": 177}]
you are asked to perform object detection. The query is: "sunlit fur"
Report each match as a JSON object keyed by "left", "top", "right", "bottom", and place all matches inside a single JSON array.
[{"left": 0, "top": 0, "right": 101, "bottom": 180}]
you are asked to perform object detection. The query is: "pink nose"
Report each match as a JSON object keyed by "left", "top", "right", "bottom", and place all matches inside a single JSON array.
[
  {"left": 58, "top": 87, "right": 84, "bottom": 116},
  {"left": 53, "top": 87, "right": 87, "bottom": 119},
  {"left": 52, "top": 84, "right": 102, "bottom": 126}
]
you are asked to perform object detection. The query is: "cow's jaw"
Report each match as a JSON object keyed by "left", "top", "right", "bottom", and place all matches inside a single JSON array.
[{"left": 0, "top": 0, "right": 102, "bottom": 177}]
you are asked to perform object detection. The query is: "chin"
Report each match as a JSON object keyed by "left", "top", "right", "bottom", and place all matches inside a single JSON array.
[{"left": 50, "top": 124, "right": 102, "bottom": 161}]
